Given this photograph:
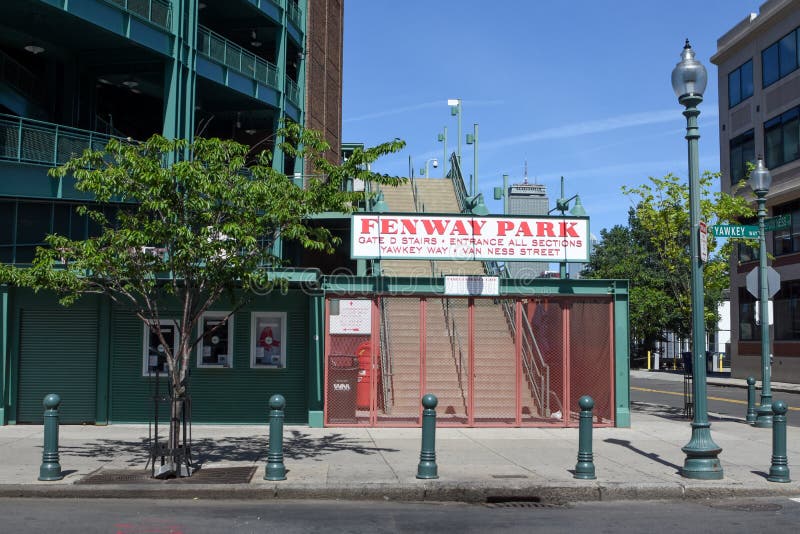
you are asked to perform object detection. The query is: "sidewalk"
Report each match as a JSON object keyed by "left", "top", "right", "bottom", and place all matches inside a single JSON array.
[{"left": 1, "top": 403, "right": 799, "bottom": 503}]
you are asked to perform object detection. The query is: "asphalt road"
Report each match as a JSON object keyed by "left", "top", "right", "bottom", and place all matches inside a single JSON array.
[
  {"left": 2, "top": 497, "right": 800, "bottom": 533},
  {"left": 630, "top": 375, "right": 800, "bottom": 427}
]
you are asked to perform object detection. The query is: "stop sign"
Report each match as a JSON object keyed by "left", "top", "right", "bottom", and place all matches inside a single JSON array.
[{"left": 746, "top": 266, "right": 780, "bottom": 298}]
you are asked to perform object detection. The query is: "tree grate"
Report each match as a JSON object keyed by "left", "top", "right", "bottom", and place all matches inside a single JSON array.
[{"left": 77, "top": 466, "right": 256, "bottom": 485}]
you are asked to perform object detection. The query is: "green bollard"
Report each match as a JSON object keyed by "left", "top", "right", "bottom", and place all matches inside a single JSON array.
[
  {"left": 746, "top": 377, "right": 757, "bottom": 425},
  {"left": 767, "top": 400, "right": 790, "bottom": 483},
  {"left": 38, "top": 394, "right": 63, "bottom": 481},
  {"left": 416, "top": 393, "right": 439, "bottom": 479},
  {"left": 264, "top": 394, "right": 287, "bottom": 481},
  {"left": 574, "top": 395, "right": 596, "bottom": 480}
]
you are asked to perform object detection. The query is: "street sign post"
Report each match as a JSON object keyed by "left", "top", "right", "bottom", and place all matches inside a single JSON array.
[{"left": 711, "top": 224, "right": 759, "bottom": 238}]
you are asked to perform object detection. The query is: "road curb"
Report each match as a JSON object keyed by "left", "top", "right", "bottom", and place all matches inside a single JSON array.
[{"left": 1, "top": 482, "right": 798, "bottom": 503}]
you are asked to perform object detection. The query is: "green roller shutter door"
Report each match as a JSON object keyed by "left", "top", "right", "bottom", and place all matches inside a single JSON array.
[{"left": 17, "top": 307, "right": 99, "bottom": 423}]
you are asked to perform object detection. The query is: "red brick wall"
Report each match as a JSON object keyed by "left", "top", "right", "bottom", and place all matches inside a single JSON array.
[{"left": 306, "top": 0, "right": 343, "bottom": 171}]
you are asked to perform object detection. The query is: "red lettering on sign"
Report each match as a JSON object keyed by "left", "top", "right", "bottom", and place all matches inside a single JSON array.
[
  {"left": 360, "top": 218, "right": 379, "bottom": 234},
  {"left": 536, "top": 221, "right": 556, "bottom": 237},
  {"left": 422, "top": 219, "right": 449, "bottom": 235},
  {"left": 497, "top": 221, "right": 514, "bottom": 236}
]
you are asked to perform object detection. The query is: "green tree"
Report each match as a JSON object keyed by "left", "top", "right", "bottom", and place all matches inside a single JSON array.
[
  {"left": 0, "top": 125, "right": 404, "bottom": 474},
  {"left": 585, "top": 172, "right": 753, "bottom": 364}
]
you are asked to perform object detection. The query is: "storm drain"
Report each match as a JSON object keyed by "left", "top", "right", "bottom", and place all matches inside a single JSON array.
[
  {"left": 484, "top": 496, "right": 567, "bottom": 509},
  {"left": 490, "top": 474, "right": 529, "bottom": 479},
  {"left": 77, "top": 466, "right": 256, "bottom": 485}
]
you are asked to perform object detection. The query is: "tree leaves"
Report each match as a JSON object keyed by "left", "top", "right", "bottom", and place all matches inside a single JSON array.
[
  {"left": 2, "top": 127, "right": 405, "bottom": 396},
  {"left": 585, "top": 172, "right": 753, "bottom": 362}
]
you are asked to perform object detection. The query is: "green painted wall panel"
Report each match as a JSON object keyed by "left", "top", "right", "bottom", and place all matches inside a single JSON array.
[
  {"left": 110, "top": 291, "right": 309, "bottom": 424},
  {"left": 16, "top": 294, "right": 99, "bottom": 424}
]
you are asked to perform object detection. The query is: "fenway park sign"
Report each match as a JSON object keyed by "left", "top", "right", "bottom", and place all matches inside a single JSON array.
[{"left": 351, "top": 214, "right": 590, "bottom": 262}]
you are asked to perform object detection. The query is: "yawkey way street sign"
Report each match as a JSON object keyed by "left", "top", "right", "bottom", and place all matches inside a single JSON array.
[
  {"left": 711, "top": 224, "right": 759, "bottom": 238},
  {"left": 764, "top": 214, "right": 791, "bottom": 232}
]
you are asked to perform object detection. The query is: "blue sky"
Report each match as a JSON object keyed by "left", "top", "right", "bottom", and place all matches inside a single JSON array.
[{"left": 342, "top": 0, "right": 764, "bottom": 236}]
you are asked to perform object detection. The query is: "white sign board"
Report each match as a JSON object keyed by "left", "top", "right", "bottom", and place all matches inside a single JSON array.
[
  {"left": 444, "top": 276, "right": 499, "bottom": 296},
  {"left": 699, "top": 221, "right": 708, "bottom": 263},
  {"left": 328, "top": 299, "right": 372, "bottom": 335},
  {"left": 351, "top": 214, "right": 590, "bottom": 262}
]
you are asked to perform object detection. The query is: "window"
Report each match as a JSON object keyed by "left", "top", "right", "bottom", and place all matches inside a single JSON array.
[
  {"left": 197, "top": 312, "right": 233, "bottom": 368},
  {"left": 762, "top": 27, "right": 800, "bottom": 87},
  {"left": 775, "top": 280, "right": 800, "bottom": 340},
  {"left": 143, "top": 320, "right": 179, "bottom": 376},
  {"left": 773, "top": 200, "right": 800, "bottom": 256},
  {"left": 728, "top": 59, "right": 753, "bottom": 107},
  {"left": 729, "top": 130, "right": 754, "bottom": 185},
  {"left": 250, "top": 312, "right": 286, "bottom": 368},
  {"left": 738, "top": 287, "right": 760, "bottom": 341},
  {"left": 764, "top": 106, "right": 800, "bottom": 170}
]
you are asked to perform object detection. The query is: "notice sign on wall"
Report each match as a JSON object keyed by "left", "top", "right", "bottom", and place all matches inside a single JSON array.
[
  {"left": 445, "top": 275, "right": 499, "bottom": 296},
  {"left": 329, "top": 299, "right": 372, "bottom": 335},
  {"left": 351, "top": 214, "right": 590, "bottom": 262}
]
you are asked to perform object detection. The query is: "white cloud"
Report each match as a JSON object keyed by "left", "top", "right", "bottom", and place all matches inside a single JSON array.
[{"left": 481, "top": 108, "right": 720, "bottom": 151}]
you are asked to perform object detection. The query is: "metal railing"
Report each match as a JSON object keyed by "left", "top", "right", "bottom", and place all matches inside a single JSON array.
[
  {"left": 442, "top": 298, "right": 469, "bottom": 416},
  {"left": 378, "top": 297, "right": 394, "bottom": 414},
  {"left": 0, "top": 50, "right": 44, "bottom": 102},
  {"left": 448, "top": 151, "right": 469, "bottom": 212},
  {"left": 0, "top": 113, "right": 120, "bottom": 167},
  {"left": 104, "top": 0, "right": 172, "bottom": 30},
  {"left": 197, "top": 25, "right": 279, "bottom": 90},
  {"left": 448, "top": 149, "right": 550, "bottom": 417},
  {"left": 285, "top": 77, "right": 301, "bottom": 106}
]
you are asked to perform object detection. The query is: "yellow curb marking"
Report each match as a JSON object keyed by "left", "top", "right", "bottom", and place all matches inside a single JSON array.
[{"left": 631, "top": 386, "right": 800, "bottom": 411}]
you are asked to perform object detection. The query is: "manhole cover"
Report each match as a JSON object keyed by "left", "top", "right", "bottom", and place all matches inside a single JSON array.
[{"left": 78, "top": 466, "right": 256, "bottom": 485}]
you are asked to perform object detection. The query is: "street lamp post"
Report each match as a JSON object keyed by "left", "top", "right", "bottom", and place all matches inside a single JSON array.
[
  {"left": 466, "top": 123, "right": 478, "bottom": 196},
  {"left": 492, "top": 173, "right": 509, "bottom": 214},
  {"left": 438, "top": 127, "right": 447, "bottom": 178},
  {"left": 420, "top": 158, "right": 439, "bottom": 177},
  {"left": 549, "top": 176, "right": 586, "bottom": 279},
  {"left": 672, "top": 39, "right": 723, "bottom": 479},
  {"left": 448, "top": 99, "right": 462, "bottom": 167},
  {"left": 749, "top": 157, "right": 773, "bottom": 428}
]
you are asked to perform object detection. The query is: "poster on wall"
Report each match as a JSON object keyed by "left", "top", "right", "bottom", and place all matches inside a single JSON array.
[
  {"left": 329, "top": 299, "right": 372, "bottom": 335},
  {"left": 198, "top": 314, "right": 232, "bottom": 368},
  {"left": 251, "top": 313, "right": 286, "bottom": 368}
]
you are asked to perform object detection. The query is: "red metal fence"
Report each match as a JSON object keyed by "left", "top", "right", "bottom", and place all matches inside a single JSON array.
[{"left": 324, "top": 296, "right": 615, "bottom": 428}]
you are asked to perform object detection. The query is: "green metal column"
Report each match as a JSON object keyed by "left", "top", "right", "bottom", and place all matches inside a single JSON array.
[
  {"left": 755, "top": 193, "right": 773, "bottom": 428},
  {"left": 307, "top": 292, "right": 324, "bottom": 427},
  {"left": 613, "top": 282, "right": 631, "bottom": 427},
  {"left": 95, "top": 297, "right": 111, "bottom": 425},
  {"left": 680, "top": 93, "right": 723, "bottom": 479},
  {"left": 272, "top": 6, "right": 289, "bottom": 175},
  {"left": 162, "top": 0, "right": 198, "bottom": 142},
  {"left": 0, "top": 285, "right": 8, "bottom": 425}
]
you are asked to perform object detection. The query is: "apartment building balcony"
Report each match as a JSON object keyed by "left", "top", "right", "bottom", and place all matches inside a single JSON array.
[{"left": 0, "top": 113, "right": 121, "bottom": 200}]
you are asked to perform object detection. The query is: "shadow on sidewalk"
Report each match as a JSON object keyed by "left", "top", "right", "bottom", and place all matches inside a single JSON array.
[
  {"left": 604, "top": 438, "right": 681, "bottom": 473},
  {"left": 59, "top": 431, "right": 400, "bottom": 468}
]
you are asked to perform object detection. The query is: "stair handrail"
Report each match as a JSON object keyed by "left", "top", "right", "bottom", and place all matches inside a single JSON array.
[
  {"left": 448, "top": 152, "right": 469, "bottom": 212},
  {"left": 442, "top": 297, "right": 469, "bottom": 416},
  {"left": 378, "top": 296, "right": 394, "bottom": 414},
  {"left": 500, "top": 299, "right": 551, "bottom": 417}
]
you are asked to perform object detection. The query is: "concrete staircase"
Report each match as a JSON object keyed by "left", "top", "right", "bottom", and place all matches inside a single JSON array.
[{"left": 374, "top": 179, "right": 543, "bottom": 423}]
